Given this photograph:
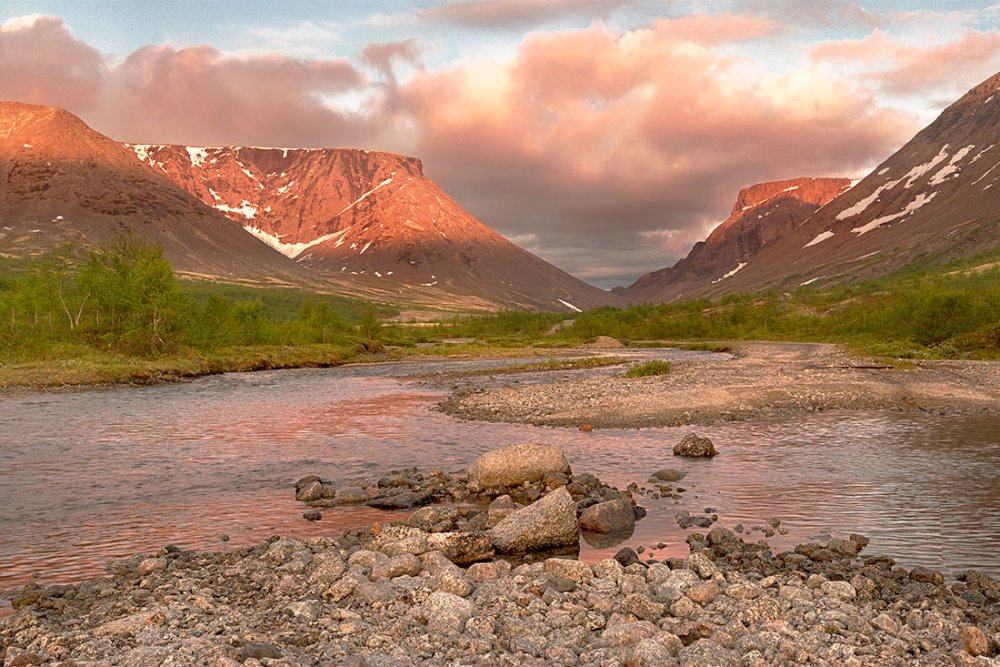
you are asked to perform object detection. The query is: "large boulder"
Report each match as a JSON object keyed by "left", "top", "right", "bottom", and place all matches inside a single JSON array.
[
  {"left": 578, "top": 497, "right": 636, "bottom": 533},
  {"left": 489, "top": 487, "right": 580, "bottom": 553},
  {"left": 468, "top": 443, "right": 571, "bottom": 489},
  {"left": 673, "top": 434, "right": 718, "bottom": 458}
]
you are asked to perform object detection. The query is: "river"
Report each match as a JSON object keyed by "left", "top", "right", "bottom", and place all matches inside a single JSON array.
[{"left": 2, "top": 351, "right": 999, "bottom": 614}]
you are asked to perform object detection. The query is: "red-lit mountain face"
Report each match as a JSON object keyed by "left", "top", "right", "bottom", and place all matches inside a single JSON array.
[
  {"left": 0, "top": 101, "right": 305, "bottom": 283},
  {"left": 712, "top": 71, "right": 1000, "bottom": 295},
  {"left": 129, "top": 144, "right": 622, "bottom": 311},
  {"left": 620, "top": 178, "right": 852, "bottom": 303}
]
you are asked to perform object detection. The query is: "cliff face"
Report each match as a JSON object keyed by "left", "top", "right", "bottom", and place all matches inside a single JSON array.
[
  {"left": 712, "top": 70, "right": 1000, "bottom": 295},
  {"left": 131, "top": 144, "right": 623, "bottom": 311},
  {"left": 622, "top": 177, "right": 851, "bottom": 303},
  {"left": 0, "top": 102, "right": 306, "bottom": 282}
]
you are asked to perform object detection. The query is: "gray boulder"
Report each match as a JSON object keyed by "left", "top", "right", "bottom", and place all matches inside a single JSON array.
[
  {"left": 468, "top": 443, "right": 571, "bottom": 489},
  {"left": 673, "top": 433, "right": 718, "bottom": 458},
  {"left": 578, "top": 497, "right": 636, "bottom": 533},
  {"left": 489, "top": 487, "right": 580, "bottom": 553}
]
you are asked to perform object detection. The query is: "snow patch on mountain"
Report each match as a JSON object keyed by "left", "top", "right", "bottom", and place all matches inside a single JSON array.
[
  {"left": 804, "top": 231, "right": 835, "bottom": 248},
  {"left": 851, "top": 191, "right": 937, "bottom": 235}
]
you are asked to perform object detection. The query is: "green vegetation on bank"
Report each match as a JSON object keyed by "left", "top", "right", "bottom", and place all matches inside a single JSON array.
[
  {"left": 435, "top": 248, "right": 1000, "bottom": 359},
  {"left": 1, "top": 236, "right": 998, "bottom": 388},
  {"left": 624, "top": 360, "right": 673, "bottom": 377}
]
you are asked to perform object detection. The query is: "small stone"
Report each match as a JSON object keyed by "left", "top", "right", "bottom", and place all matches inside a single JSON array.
[
  {"left": 466, "top": 560, "right": 512, "bottom": 582},
  {"left": 303, "top": 509, "right": 322, "bottom": 521},
  {"left": 544, "top": 557, "right": 593, "bottom": 583},
  {"left": 295, "top": 480, "right": 323, "bottom": 501},
  {"left": 234, "top": 642, "right": 283, "bottom": 662},
  {"left": 959, "top": 626, "right": 990, "bottom": 657},
  {"left": 414, "top": 591, "right": 474, "bottom": 634},
  {"left": 686, "top": 552, "right": 718, "bottom": 579},
  {"left": 614, "top": 547, "right": 643, "bottom": 568},
  {"left": 821, "top": 580, "right": 856, "bottom": 600},
  {"left": 136, "top": 558, "right": 167, "bottom": 576},
  {"left": 687, "top": 581, "right": 720, "bottom": 604},
  {"left": 909, "top": 566, "right": 945, "bottom": 585},
  {"left": 621, "top": 593, "right": 666, "bottom": 621},
  {"left": 545, "top": 575, "right": 576, "bottom": 593},
  {"left": 651, "top": 468, "right": 686, "bottom": 482},
  {"left": 334, "top": 486, "right": 370, "bottom": 504},
  {"left": 600, "top": 620, "right": 658, "bottom": 647}
]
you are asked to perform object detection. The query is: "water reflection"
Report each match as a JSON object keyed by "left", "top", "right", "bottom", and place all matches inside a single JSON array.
[{"left": 1, "top": 355, "right": 998, "bottom": 609}]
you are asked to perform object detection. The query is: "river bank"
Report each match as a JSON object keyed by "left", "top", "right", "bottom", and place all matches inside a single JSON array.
[
  {"left": 439, "top": 342, "right": 1000, "bottom": 428},
  {"left": 3, "top": 505, "right": 998, "bottom": 666}
]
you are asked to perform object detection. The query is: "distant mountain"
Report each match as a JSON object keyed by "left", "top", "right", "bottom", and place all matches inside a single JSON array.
[
  {"left": 710, "top": 71, "right": 1000, "bottom": 295},
  {"left": 129, "top": 144, "right": 622, "bottom": 312},
  {"left": 621, "top": 177, "right": 852, "bottom": 302},
  {"left": 0, "top": 101, "right": 305, "bottom": 283}
]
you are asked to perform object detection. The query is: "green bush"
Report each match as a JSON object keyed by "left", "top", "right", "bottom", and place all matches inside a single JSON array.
[{"left": 625, "top": 360, "right": 673, "bottom": 377}]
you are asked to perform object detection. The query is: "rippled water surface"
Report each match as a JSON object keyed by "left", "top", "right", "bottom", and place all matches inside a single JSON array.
[{"left": 2, "top": 352, "right": 999, "bottom": 612}]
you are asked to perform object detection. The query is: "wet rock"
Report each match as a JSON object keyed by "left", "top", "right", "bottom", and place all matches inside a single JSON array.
[
  {"left": 489, "top": 487, "right": 580, "bottom": 553},
  {"left": 467, "top": 443, "right": 572, "bottom": 489},
  {"left": 295, "top": 479, "right": 323, "bottom": 501},
  {"left": 335, "top": 486, "right": 371, "bottom": 504},
  {"left": 578, "top": 497, "right": 636, "bottom": 533},
  {"left": 673, "top": 433, "right": 718, "bottom": 458},
  {"left": 364, "top": 490, "right": 433, "bottom": 509},
  {"left": 303, "top": 509, "right": 322, "bottom": 521},
  {"left": 614, "top": 547, "right": 643, "bottom": 568},
  {"left": 650, "top": 468, "right": 686, "bottom": 482}
]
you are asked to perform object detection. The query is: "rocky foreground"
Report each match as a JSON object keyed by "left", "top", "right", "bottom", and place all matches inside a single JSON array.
[{"left": 3, "top": 444, "right": 1000, "bottom": 666}]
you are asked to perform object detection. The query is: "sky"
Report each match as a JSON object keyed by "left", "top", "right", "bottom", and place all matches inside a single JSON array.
[{"left": 3, "top": 1, "right": 1000, "bottom": 288}]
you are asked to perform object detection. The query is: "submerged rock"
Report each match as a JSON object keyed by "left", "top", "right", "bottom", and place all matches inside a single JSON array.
[{"left": 578, "top": 497, "right": 636, "bottom": 533}]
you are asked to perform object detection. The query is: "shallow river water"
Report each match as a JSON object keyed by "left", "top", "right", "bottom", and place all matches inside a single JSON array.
[{"left": 2, "top": 351, "right": 999, "bottom": 614}]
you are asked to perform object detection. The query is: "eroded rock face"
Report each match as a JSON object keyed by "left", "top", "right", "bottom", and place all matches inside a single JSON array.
[
  {"left": 467, "top": 443, "right": 572, "bottom": 489},
  {"left": 673, "top": 433, "right": 718, "bottom": 458},
  {"left": 488, "top": 487, "right": 580, "bottom": 553}
]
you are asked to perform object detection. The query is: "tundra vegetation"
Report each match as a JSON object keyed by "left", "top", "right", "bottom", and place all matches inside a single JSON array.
[{"left": 0, "top": 236, "right": 997, "bottom": 386}]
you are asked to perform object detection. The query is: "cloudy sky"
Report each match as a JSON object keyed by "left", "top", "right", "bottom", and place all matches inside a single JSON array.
[{"left": 3, "top": 1, "right": 1000, "bottom": 287}]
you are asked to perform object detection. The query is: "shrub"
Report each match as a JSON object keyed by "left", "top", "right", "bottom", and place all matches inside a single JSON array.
[{"left": 625, "top": 359, "right": 673, "bottom": 377}]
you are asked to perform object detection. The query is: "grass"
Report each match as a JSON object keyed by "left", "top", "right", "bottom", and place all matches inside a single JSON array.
[{"left": 624, "top": 360, "right": 673, "bottom": 378}]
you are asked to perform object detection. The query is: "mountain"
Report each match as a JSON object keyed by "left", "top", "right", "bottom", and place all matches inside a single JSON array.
[
  {"left": 621, "top": 177, "right": 852, "bottom": 302},
  {"left": 128, "top": 144, "right": 622, "bottom": 312},
  {"left": 0, "top": 101, "right": 306, "bottom": 283},
  {"left": 708, "top": 71, "right": 1000, "bottom": 295}
]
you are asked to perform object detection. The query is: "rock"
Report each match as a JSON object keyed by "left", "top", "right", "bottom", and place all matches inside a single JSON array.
[
  {"left": 136, "top": 557, "right": 167, "bottom": 576},
  {"left": 414, "top": 591, "right": 474, "bottom": 634},
  {"left": 234, "top": 642, "right": 283, "bottom": 661},
  {"left": 433, "top": 568, "right": 474, "bottom": 598},
  {"left": 821, "top": 580, "right": 856, "bottom": 600},
  {"left": 678, "top": 639, "right": 738, "bottom": 667},
  {"left": 426, "top": 532, "right": 494, "bottom": 565},
  {"left": 303, "top": 509, "right": 322, "bottom": 521},
  {"left": 579, "top": 497, "right": 637, "bottom": 533},
  {"left": 334, "top": 486, "right": 370, "bottom": 504},
  {"left": 466, "top": 560, "right": 512, "bottom": 582},
  {"left": 621, "top": 593, "right": 666, "bottom": 621},
  {"left": 364, "top": 490, "right": 433, "bottom": 509},
  {"left": 489, "top": 487, "right": 580, "bottom": 553},
  {"left": 407, "top": 506, "right": 459, "bottom": 532},
  {"left": 371, "top": 554, "right": 422, "bottom": 579},
  {"left": 295, "top": 479, "right": 323, "bottom": 501},
  {"left": 651, "top": 468, "right": 686, "bottom": 482},
  {"left": 582, "top": 335, "right": 625, "bottom": 349},
  {"left": 673, "top": 433, "right": 718, "bottom": 457},
  {"left": 543, "top": 557, "right": 593, "bottom": 584},
  {"left": 600, "top": 620, "right": 658, "bottom": 647},
  {"left": 93, "top": 610, "right": 165, "bottom": 636},
  {"left": 910, "top": 566, "right": 945, "bottom": 585},
  {"left": 544, "top": 575, "right": 577, "bottom": 593},
  {"left": 686, "top": 552, "right": 718, "bottom": 579},
  {"left": 687, "top": 581, "right": 720, "bottom": 604},
  {"left": 467, "top": 443, "right": 572, "bottom": 488},
  {"left": 959, "top": 626, "right": 990, "bottom": 657},
  {"left": 628, "top": 638, "right": 674, "bottom": 666},
  {"left": 614, "top": 547, "right": 643, "bottom": 568}
]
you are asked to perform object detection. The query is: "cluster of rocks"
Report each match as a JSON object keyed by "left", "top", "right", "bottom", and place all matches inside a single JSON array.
[
  {"left": 4, "top": 519, "right": 999, "bottom": 666},
  {"left": 295, "top": 444, "right": 647, "bottom": 553}
]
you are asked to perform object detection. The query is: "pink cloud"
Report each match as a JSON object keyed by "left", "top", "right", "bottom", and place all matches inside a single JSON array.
[
  {"left": 420, "top": 0, "right": 636, "bottom": 28},
  {"left": 812, "top": 29, "right": 1000, "bottom": 96},
  {"left": 400, "top": 21, "right": 918, "bottom": 280},
  {"left": 0, "top": 15, "right": 106, "bottom": 111}
]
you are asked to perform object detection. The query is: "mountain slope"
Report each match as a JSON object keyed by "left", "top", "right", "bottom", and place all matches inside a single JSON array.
[
  {"left": 129, "top": 144, "right": 622, "bottom": 312},
  {"left": 0, "top": 101, "right": 306, "bottom": 283},
  {"left": 714, "top": 71, "right": 1000, "bottom": 295},
  {"left": 621, "top": 178, "right": 852, "bottom": 302}
]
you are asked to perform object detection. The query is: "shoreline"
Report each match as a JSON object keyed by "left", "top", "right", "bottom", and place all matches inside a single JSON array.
[{"left": 439, "top": 342, "right": 1000, "bottom": 428}]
